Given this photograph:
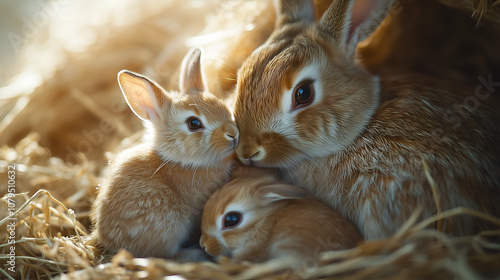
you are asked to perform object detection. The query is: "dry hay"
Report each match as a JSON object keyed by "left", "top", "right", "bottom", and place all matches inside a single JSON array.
[
  {"left": 1, "top": 189, "right": 500, "bottom": 280},
  {"left": 1, "top": 0, "right": 500, "bottom": 279}
]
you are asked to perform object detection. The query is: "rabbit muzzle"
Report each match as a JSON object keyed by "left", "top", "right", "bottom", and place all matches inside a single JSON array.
[
  {"left": 236, "top": 145, "right": 266, "bottom": 166},
  {"left": 235, "top": 128, "right": 300, "bottom": 167},
  {"left": 200, "top": 235, "right": 222, "bottom": 257}
]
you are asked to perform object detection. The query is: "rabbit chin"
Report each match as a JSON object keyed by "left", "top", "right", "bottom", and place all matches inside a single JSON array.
[
  {"left": 236, "top": 142, "right": 344, "bottom": 169},
  {"left": 157, "top": 147, "right": 235, "bottom": 169}
]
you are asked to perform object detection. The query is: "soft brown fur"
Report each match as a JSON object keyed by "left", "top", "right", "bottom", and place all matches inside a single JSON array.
[
  {"left": 233, "top": 0, "right": 500, "bottom": 239},
  {"left": 90, "top": 49, "right": 238, "bottom": 258},
  {"left": 91, "top": 144, "right": 231, "bottom": 257},
  {"left": 200, "top": 176, "right": 362, "bottom": 264}
]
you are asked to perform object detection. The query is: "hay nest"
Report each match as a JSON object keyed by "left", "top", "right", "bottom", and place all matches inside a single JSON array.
[
  {"left": 1, "top": 0, "right": 500, "bottom": 279},
  {"left": 1, "top": 188, "right": 500, "bottom": 279}
]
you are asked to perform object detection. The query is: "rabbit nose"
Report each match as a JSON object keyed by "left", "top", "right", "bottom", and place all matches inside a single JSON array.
[
  {"left": 223, "top": 122, "right": 239, "bottom": 143},
  {"left": 200, "top": 236, "right": 206, "bottom": 249},
  {"left": 237, "top": 146, "right": 266, "bottom": 165},
  {"left": 200, "top": 236, "right": 220, "bottom": 257},
  {"left": 249, "top": 147, "right": 265, "bottom": 161}
]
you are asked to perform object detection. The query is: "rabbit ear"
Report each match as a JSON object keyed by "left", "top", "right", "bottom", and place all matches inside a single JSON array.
[
  {"left": 179, "top": 48, "right": 207, "bottom": 94},
  {"left": 319, "top": 0, "right": 394, "bottom": 57},
  {"left": 118, "top": 70, "right": 167, "bottom": 123},
  {"left": 261, "top": 184, "right": 308, "bottom": 203},
  {"left": 274, "top": 0, "right": 315, "bottom": 28}
]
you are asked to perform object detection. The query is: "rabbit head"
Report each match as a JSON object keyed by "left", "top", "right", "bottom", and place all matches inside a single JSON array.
[
  {"left": 118, "top": 48, "right": 238, "bottom": 168},
  {"left": 200, "top": 176, "right": 307, "bottom": 258},
  {"left": 233, "top": 0, "right": 394, "bottom": 167}
]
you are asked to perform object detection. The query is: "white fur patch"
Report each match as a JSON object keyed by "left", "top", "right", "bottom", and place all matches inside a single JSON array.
[
  {"left": 176, "top": 110, "right": 210, "bottom": 134},
  {"left": 279, "top": 61, "right": 323, "bottom": 114},
  {"left": 273, "top": 60, "right": 324, "bottom": 146}
]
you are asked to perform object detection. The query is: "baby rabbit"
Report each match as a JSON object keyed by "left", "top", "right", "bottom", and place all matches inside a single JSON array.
[
  {"left": 90, "top": 48, "right": 238, "bottom": 258},
  {"left": 200, "top": 176, "right": 362, "bottom": 266},
  {"left": 233, "top": 0, "right": 500, "bottom": 239}
]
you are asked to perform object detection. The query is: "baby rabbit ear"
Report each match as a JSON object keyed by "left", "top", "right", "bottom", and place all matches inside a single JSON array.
[
  {"left": 117, "top": 70, "right": 166, "bottom": 123},
  {"left": 319, "top": 0, "right": 394, "bottom": 57},
  {"left": 273, "top": 0, "right": 316, "bottom": 28},
  {"left": 179, "top": 48, "right": 207, "bottom": 94},
  {"left": 261, "top": 184, "right": 308, "bottom": 203}
]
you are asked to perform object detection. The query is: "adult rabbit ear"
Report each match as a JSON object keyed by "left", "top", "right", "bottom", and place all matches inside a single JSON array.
[
  {"left": 179, "top": 48, "right": 207, "bottom": 94},
  {"left": 260, "top": 184, "right": 308, "bottom": 204},
  {"left": 274, "top": 0, "right": 316, "bottom": 28},
  {"left": 320, "top": 0, "right": 394, "bottom": 57},
  {"left": 118, "top": 70, "right": 167, "bottom": 124}
]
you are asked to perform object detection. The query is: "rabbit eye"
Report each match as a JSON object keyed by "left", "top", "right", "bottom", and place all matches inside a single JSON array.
[
  {"left": 223, "top": 211, "right": 242, "bottom": 229},
  {"left": 292, "top": 80, "right": 315, "bottom": 109},
  {"left": 187, "top": 117, "right": 204, "bottom": 132}
]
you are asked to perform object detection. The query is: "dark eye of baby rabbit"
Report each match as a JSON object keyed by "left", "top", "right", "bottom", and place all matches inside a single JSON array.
[
  {"left": 223, "top": 211, "right": 242, "bottom": 229},
  {"left": 292, "top": 79, "right": 315, "bottom": 109},
  {"left": 186, "top": 117, "right": 204, "bottom": 132}
]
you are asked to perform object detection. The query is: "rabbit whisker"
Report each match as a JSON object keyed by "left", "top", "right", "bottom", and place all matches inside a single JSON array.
[{"left": 152, "top": 160, "right": 169, "bottom": 178}]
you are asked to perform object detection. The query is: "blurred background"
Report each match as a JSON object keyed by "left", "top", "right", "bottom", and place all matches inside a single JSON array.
[{"left": 0, "top": 0, "right": 38, "bottom": 85}]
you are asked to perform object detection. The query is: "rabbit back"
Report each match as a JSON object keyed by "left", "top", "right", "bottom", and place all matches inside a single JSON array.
[
  {"left": 267, "top": 198, "right": 362, "bottom": 263},
  {"left": 92, "top": 144, "right": 230, "bottom": 257}
]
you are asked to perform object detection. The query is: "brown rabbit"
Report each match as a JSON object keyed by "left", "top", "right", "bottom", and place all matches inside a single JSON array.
[
  {"left": 233, "top": 0, "right": 500, "bottom": 239},
  {"left": 200, "top": 176, "right": 362, "bottom": 267},
  {"left": 90, "top": 48, "right": 238, "bottom": 258}
]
